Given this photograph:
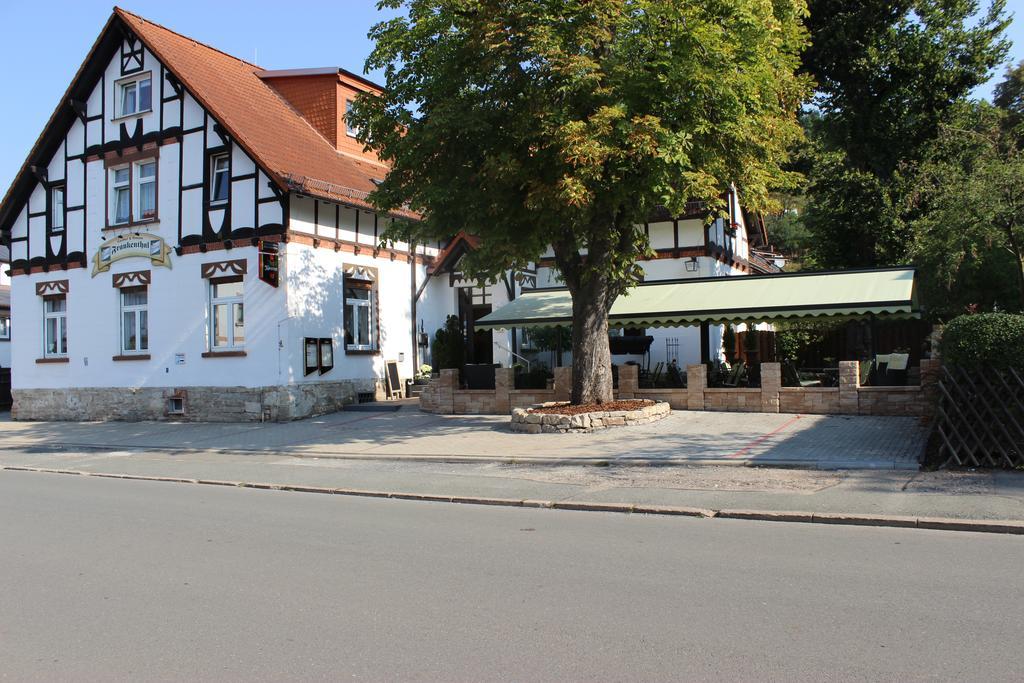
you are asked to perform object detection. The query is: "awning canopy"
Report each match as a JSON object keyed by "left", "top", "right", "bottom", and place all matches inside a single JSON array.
[{"left": 476, "top": 267, "right": 919, "bottom": 330}]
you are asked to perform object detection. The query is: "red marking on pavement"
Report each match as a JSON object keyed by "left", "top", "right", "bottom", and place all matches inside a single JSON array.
[{"left": 724, "top": 414, "right": 804, "bottom": 459}]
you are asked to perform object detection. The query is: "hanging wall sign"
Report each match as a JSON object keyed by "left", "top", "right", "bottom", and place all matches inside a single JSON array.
[
  {"left": 92, "top": 233, "right": 172, "bottom": 277},
  {"left": 259, "top": 240, "right": 280, "bottom": 288}
]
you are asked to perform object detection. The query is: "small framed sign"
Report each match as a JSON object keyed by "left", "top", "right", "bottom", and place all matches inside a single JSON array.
[
  {"left": 384, "top": 359, "right": 402, "bottom": 400},
  {"left": 319, "top": 338, "right": 334, "bottom": 374},
  {"left": 304, "top": 337, "right": 319, "bottom": 376}
]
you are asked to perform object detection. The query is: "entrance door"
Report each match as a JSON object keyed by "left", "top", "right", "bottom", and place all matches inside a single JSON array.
[{"left": 472, "top": 305, "right": 493, "bottom": 364}]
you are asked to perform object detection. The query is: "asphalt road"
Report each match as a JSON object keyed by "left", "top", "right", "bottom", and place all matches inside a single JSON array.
[{"left": 1, "top": 472, "right": 1022, "bottom": 681}]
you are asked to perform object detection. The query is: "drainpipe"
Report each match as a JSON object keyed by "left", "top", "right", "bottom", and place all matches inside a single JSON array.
[{"left": 410, "top": 241, "right": 418, "bottom": 371}]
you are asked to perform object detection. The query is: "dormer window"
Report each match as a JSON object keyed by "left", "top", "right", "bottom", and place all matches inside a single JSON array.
[{"left": 117, "top": 74, "right": 152, "bottom": 118}]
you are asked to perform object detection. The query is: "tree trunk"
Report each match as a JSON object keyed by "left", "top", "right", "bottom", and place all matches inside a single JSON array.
[
  {"left": 1003, "top": 220, "right": 1024, "bottom": 310},
  {"left": 567, "top": 274, "right": 614, "bottom": 405}
]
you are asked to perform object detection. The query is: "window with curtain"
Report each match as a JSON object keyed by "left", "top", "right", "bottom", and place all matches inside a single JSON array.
[
  {"left": 344, "top": 281, "right": 375, "bottom": 351},
  {"left": 43, "top": 296, "right": 67, "bottom": 357},
  {"left": 209, "top": 279, "right": 244, "bottom": 350},
  {"left": 112, "top": 167, "right": 130, "bottom": 224},
  {"left": 210, "top": 153, "right": 229, "bottom": 204},
  {"left": 120, "top": 287, "right": 148, "bottom": 354},
  {"left": 118, "top": 75, "right": 152, "bottom": 117},
  {"left": 50, "top": 185, "right": 65, "bottom": 233},
  {"left": 136, "top": 161, "right": 156, "bottom": 220}
]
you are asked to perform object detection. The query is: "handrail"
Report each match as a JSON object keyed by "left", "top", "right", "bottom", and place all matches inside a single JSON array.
[{"left": 494, "top": 342, "right": 531, "bottom": 372}]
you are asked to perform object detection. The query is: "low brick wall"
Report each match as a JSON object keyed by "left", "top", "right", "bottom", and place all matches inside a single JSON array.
[
  {"left": 420, "top": 360, "right": 941, "bottom": 419},
  {"left": 780, "top": 388, "right": 841, "bottom": 415},
  {"left": 13, "top": 378, "right": 382, "bottom": 422}
]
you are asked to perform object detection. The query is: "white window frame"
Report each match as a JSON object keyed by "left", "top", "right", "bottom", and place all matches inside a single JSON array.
[
  {"left": 116, "top": 73, "right": 153, "bottom": 119},
  {"left": 134, "top": 160, "right": 157, "bottom": 222},
  {"left": 50, "top": 185, "right": 65, "bottom": 233},
  {"left": 119, "top": 287, "right": 149, "bottom": 355},
  {"left": 110, "top": 160, "right": 157, "bottom": 226},
  {"left": 0, "top": 313, "right": 10, "bottom": 340},
  {"left": 42, "top": 296, "right": 67, "bottom": 358},
  {"left": 344, "top": 281, "right": 376, "bottom": 352},
  {"left": 209, "top": 278, "right": 244, "bottom": 351},
  {"left": 210, "top": 153, "right": 230, "bottom": 205},
  {"left": 111, "top": 166, "right": 131, "bottom": 225}
]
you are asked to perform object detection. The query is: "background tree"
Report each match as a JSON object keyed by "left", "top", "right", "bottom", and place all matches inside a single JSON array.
[
  {"left": 795, "top": 0, "right": 1010, "bottom": 268},
  {"left": 994, "top": 60, "right": 1024, "bottom": 137},
  {"left": 352, "top": 0, "right": 809, "bottom": 403},
  {"left": 909, "top": 102, "right": 1024, "bottom": 314}
]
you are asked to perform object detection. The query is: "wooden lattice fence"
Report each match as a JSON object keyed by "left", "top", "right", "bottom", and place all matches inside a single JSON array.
[{"left": 934, "top": 366, "right": 1024, "bottom": 468}]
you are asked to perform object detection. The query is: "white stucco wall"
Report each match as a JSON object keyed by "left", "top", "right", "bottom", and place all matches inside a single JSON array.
[
  {"left": 281, "top": 241, "right": 434, "bottom": 386},
  {"left": 10, "top": 246, "right": 290, "bottom": 389}
]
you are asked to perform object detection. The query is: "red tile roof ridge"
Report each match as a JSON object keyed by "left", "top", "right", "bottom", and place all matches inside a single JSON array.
[{"left": 113, "top": 7, "right": 261, "bottom": 69}]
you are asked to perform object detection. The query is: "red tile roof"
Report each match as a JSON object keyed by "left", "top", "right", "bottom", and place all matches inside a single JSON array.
[{"left": 115, "top": 8, "right": 416, "bottom": 220}]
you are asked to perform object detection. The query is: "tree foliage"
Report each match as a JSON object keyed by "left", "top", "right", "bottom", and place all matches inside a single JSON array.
[
  {"left": 797, "top": 0, "right": 1010, "bottom": 268},
  {"left": 352, "top": 0, "right": 810, "bottom": 402},
  {"left": 909, "top": 102, "right": 1024, "bottom": 314},
  {"left": 994, "top": 59, "right": 1024, "bottom": 137}
]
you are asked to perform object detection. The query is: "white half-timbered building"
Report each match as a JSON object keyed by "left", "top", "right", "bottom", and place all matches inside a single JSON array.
[
  {"left": 0, "top": 8, "right": 776, "bottom": 421},
  {"left": 0, "top": 8, "right": 465, "bottom": 420}
]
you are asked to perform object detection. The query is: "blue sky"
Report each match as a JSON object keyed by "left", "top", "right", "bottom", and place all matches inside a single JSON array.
[{"left": 1, "top": 1, "right": 1022, "bottom": 196}]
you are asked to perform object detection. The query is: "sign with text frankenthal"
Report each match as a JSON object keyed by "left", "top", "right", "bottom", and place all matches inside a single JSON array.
[{"left": 91, "top": 233, "right": 172, "bottom": 276}]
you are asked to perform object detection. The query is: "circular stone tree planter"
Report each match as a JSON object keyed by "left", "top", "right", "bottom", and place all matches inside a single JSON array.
[{"left": 511, "top": 400, "right": 671, "bottom": 434}]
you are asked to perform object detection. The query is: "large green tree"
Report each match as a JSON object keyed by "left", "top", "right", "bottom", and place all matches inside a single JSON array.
[
  {"left": 798, "top": 0, "right": 1009, "bottom": 268},
  {"left": 909, "top": 102, "right": 1024, "bottom": 314},
  {"left": 352, "top": 0, "right": 809, "bottom": 403}
]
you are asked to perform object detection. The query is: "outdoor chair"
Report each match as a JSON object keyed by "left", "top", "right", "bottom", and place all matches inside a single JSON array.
[
  {"left": 666, "top": 361, "right": 685, "bottom": 388},
  {"left": 720, "top": 362, "right": 747, "bottom": 388},
  {"left": 783, "top": 361, "right": 821, "bottom": 388},
  {"left": 649, "top": 362, "right": 664, "bottom": 387},
  {"left": 886, "top": 353, "right": 910, "bottom": 386}
]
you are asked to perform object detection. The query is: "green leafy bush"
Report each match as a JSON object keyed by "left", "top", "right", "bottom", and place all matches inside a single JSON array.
[
  {"left": 431, "top": 315, "right": 465, "bottom": 370},
  {"left": 940, "top": 313, "right": 1024, "bottom": 369}
]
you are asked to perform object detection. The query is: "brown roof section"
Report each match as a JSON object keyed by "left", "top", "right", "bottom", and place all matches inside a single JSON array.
[
  {"left": 114, "top": 8, "right": 416, "bottom": 220},
  {"left": 429, "top": 232, "right": 482, "bottom": 275}
]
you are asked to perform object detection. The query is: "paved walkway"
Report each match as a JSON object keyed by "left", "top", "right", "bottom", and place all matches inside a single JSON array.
[
  {"left": 0, "top": 403, "right": 926, "bottom": 469},
  {"left": 2, "top": 449, "right": 1022, "bottom": 523}
]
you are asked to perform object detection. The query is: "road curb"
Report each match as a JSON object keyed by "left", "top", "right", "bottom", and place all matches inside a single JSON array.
[
  {"left": 3, "top": 465, "right": 1021, "bottom": 535},
  {"left": 0, "top": 441, "right": 915, "bottom": 469}
]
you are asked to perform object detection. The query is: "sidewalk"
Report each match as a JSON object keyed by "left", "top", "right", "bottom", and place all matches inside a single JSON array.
[
  {"left": 3, "top": 444, "right": 1023, "bottom": 531},
  {"left": 0, "top": 403, "right": 926, "bottom": 469}
]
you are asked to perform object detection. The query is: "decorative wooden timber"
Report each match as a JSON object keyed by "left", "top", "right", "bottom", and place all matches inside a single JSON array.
[{"left": 200, "top": 259, "right": 247, "bottom": 279}]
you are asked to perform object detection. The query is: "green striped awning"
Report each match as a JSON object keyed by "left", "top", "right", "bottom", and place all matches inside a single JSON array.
[{"left": 476, "top": 267, "right": 919, "bottom": 330}]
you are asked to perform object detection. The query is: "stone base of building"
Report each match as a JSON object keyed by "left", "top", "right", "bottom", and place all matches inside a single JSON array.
[
  {"left": 510, "top": 401, "right": 671, "bottom": 433},
  {"left": 12, "top": 379, "right": 383, "bottom": 422}
]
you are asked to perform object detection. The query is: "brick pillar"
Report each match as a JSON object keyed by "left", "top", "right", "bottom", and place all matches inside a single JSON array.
[
  {"left": 838, "top": 360, "right": 859, "bottom": 414},
  {"left": 760, "top": 362, "right": 781, "bottom": 413},
  {"left": 618, "top": 364, "right": 639, "bottom": 399},
  {"left": 553, "top": 367, "right": 572, "bottom": 402},
  {"left": 686, "top": 364, "right": 707, "bottom": 411},
  {"left": 918, "top": 358, "right": 942, "bottom": 417},
  {"left": 435, "top": 369, "right": 458, "bottom": 414},
  {"left": 494, "top": 367, "right": 513, "bottom": 414}
]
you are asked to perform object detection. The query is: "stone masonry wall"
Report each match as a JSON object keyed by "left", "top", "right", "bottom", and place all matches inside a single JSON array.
[
  {"left": 13, "top": 378, "right": 381, "bottom": 422},
  {"left": 418, "top": 360, "right": 941, "bottom": 419}
]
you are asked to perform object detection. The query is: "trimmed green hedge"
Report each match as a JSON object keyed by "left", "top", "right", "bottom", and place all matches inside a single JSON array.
[{"left": 940, "top": 313, "right": 1024, "bottom": 369}]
